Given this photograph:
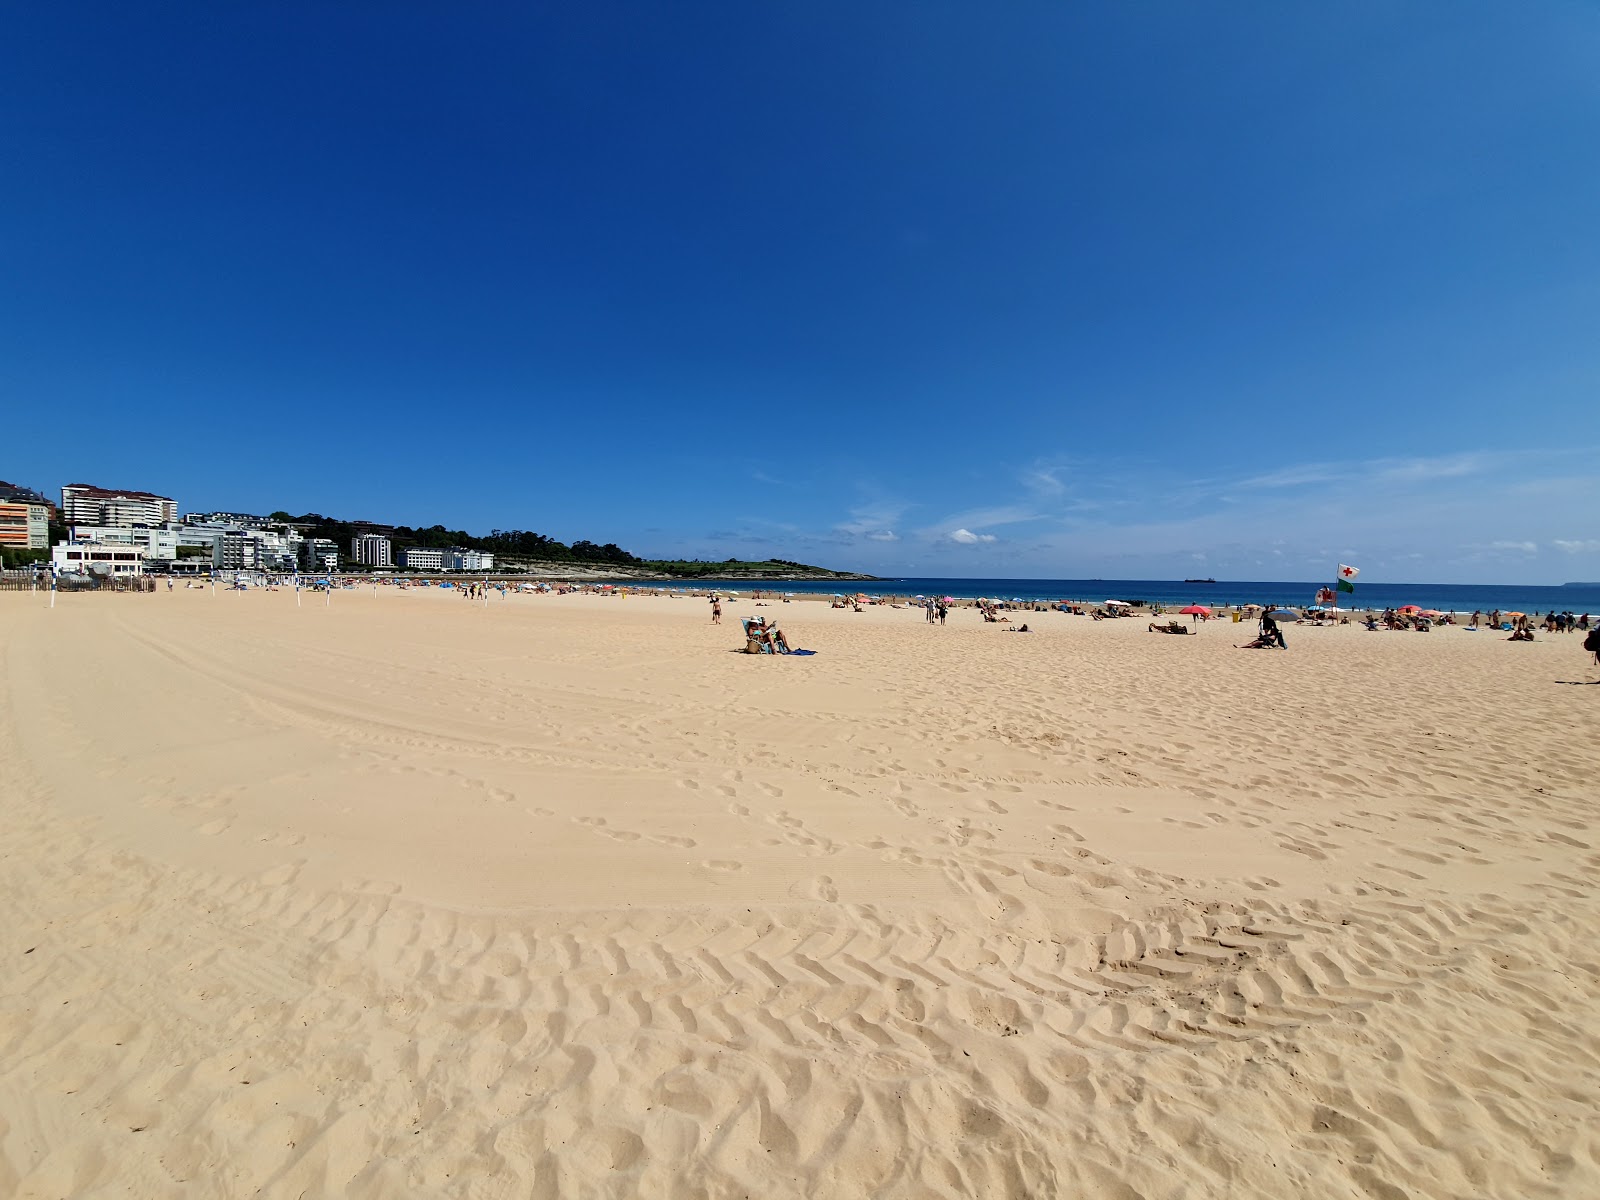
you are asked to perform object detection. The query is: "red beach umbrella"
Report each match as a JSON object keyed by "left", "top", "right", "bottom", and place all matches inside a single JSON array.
[{"left": 1179, "top": 604, "right": 1211, "bottom": 616}]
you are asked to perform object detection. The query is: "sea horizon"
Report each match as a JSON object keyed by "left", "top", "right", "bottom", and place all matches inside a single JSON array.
[{"left": 641, "top": 575, "right": 1600, "bottom": 614}]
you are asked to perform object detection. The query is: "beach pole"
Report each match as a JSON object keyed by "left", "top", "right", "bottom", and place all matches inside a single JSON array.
[
  {"left": 326, "top": 574, "right": 331, "bottom": 607},
  {"left": 49, "top": 567, "right": 55, "bottom": 609},
  {"left": 295, "top": 571, "right": 301, "bottom": 607}
]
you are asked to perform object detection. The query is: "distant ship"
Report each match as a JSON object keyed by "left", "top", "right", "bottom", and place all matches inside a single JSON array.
[{"left": 1183, "top": 577, "right": 1216, "bottom": 584}]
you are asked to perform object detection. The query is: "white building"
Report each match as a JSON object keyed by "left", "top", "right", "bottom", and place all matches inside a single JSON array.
[
  {"left": 61, "top": 484, "right": 178, "bottom": 528},
  {"left": 52, "top": 543, "right": 146, "bottom": 575},
  {"left": 66, "top": 524, "right": 180, "bottom": 561},
  {"left": 447, "top": 549, "right": 494, "bottom": 572},
  {"left": 352, "top": 533, "right": 393, "bottom": 568},
  {"left": 401, "top": 546, "right": 446, "bottom": 571}
]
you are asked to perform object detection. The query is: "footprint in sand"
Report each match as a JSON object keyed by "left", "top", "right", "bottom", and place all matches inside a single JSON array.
[
  {"left": 197, "top": 819, "right": 230, "bottom": 836},
  {"left": 703, "top": 860, "right": 744, "bottom": 873}
]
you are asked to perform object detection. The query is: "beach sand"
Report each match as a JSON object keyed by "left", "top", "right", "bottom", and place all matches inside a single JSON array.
[{"left": 2, "top": 587, "right": 1597, "bottom": 1198}]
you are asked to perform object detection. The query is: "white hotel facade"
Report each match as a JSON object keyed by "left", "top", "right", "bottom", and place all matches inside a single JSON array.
[
  {"left": 399, "top": 546, "right": 493, "bottom": 571},
  {"left": 351, "top": 533, "right": 393, "bottom": 568}
]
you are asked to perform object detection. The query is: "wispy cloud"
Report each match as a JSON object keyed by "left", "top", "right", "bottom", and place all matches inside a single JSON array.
[{"left": 1553, "top": 539, "right": 1600, "bottom": 554}]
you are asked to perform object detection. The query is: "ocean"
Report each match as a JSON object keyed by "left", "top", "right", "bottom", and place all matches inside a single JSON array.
[{"left": 655, "top": 577, "right": 1600, "bottom": 615}]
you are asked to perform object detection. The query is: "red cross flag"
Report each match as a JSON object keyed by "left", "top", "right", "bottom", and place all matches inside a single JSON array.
[{"left": 1338, "top": 564, "right": 1360, "bottom": 580}]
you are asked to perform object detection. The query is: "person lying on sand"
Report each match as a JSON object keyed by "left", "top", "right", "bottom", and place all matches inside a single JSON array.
[
  {"left": 1005, "top": 624, "right": 1032, "bottom": 633},
  {"left": 1148, "top": 621, "right": 1191, "bottom": 635},
  {"left": 1235, "top": 634, "right": 1282, "bottom": 649}
]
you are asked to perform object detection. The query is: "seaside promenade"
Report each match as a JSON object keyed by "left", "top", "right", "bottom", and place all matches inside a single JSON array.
[{"left": 1, "top": 587, "right": 1597, "bottom": 1198}]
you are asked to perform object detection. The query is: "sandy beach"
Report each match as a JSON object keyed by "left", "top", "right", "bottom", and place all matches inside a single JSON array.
[{"left": 2, "top": 586, "right": 1597, "bottom": 1198}]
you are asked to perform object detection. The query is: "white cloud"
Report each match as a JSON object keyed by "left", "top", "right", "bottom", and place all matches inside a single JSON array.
[
  {"left": 1553, "top": 539, "right": 1600, "bottom": 553},
  {"left": 946, "top": 528, "right": 997, "bottom": 545},
  {"left": 1488, "top": 540, "right": 1539, "bottom": 554},
  {"left": 864, "top": 530, "right": 898, "bottom": 542}
]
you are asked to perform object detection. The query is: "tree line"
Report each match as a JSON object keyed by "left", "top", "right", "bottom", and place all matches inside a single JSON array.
[{"left": 269, "top": 513, "right": 638, "bottom": 565}]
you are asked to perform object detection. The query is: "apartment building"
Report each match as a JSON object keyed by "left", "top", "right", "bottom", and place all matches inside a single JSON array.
[
  {"left": 0, "top": 501, "right": 49, "bottom": 549},
  {"left": 352, "top": 533, "right": 393, "bottom": 568},
  {"left": 448, "top": 549, "right": 494, "bottom": 571},
  {"left": 61, "top": 483, "right": 178, "bottom": 528},
  {"left": 0, "top": 482, "right": 54, "bottom": 550},
  {"left": 299, "top": 538, "right": 339, "bottom": 572}
]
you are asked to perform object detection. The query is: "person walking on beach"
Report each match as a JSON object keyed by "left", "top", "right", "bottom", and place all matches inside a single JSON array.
[
  {"left": 937, "top": 600, "right": 948, "bottom": 625},
  {"left": 711, "top": 597, "right": 722, "bottom": 625}
]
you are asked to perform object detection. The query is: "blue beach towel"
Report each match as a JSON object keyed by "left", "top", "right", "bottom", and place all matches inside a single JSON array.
[{"left": 787, "top": 649, "right": 817, "bottom": 656}]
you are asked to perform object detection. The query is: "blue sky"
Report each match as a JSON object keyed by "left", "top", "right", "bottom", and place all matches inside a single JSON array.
[{"left": 3, "top": 4, "right": 1597, "bottom": 583}]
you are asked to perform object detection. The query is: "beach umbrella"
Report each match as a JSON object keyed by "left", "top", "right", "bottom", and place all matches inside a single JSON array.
[
  {"left": 1179, "top": 604, "right": 1211, "bottom": 615},
  {"left": 1268, "top": 608, "right": 1300, "bottom": 621},
  {"left": 1105, "top": 599, "right": 1132, "bottom": 607},
  {"left": 1397, "top": 604, "right": 1422, "bottom": 613},
  {"left": 1418, "top": 609, "right": 1444, "bottom": 618},
  {"left": 1503, "top": 611, "right": 1525, "bottom": 618}
]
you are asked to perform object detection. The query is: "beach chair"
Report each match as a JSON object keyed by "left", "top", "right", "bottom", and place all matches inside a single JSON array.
[{"left": 741, "top": 618, "right": 776, "bottom": 654}]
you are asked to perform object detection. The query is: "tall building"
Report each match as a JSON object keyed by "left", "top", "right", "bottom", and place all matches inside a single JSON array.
[
  {"left": 352, "top": 533, "right": 393, "bottom": 567},
  {"left": 61, "top": 483, "right": 178, "bottom": 528},
  {"left": 401, "top": 546, "right": 446, "bottom": 570}
]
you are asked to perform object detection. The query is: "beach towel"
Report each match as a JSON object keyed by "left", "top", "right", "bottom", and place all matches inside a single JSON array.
[{"left": 787, "top": 649, "right": 817, "bottom": 656}]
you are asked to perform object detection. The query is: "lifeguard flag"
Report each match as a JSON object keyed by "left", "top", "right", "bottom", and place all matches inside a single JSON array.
[{"left": 1337, "top": 563, "right": 1359, "bottom": 593}]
